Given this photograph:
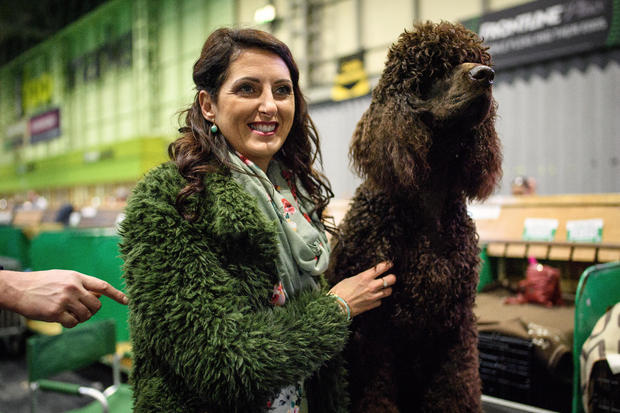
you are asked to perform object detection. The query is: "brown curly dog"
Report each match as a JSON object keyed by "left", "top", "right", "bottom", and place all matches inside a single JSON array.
[{"left": 326, "top": 21, "right": 502, "bottom": 413}]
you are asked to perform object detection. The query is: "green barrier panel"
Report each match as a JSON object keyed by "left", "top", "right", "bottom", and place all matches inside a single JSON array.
[
  {"left": 477, "top": 245, "right": 494, "bottom": 292},
  {"left": 29, "top": 229, "right": 129, "bottom": 342},
  {"left": 572, "top": 261, "right": 620, "bottom": 413},
  {"left": 28, "top": 320, "right": 116, "bottom": 382},
  {"left": 0, "top": 226, "right": 30, "bottom": 269}
]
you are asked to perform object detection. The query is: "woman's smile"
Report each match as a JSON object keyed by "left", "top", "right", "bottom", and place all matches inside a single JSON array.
[{"left": 249, "top": 121, "right": 278, "bottom": 135}]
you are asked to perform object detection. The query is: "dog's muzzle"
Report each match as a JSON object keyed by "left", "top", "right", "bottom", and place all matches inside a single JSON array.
[{"left": 468, "top": 65, "right": 495, "bottom": 86}]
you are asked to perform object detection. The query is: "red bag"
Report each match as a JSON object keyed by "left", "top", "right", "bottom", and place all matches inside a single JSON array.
[{"left": 505, "top": 257, "right": 563, "bottom": 307}]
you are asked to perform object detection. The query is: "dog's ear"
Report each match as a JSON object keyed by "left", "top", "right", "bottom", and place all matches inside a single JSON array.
[
  {"left": 349, "top": 110, "right": 371, "bottom": 177},
  {"left": 461, "top": 105, "right": 503, "bottom": 201},
  {"left": 350, "top": 97, "right": 431, "bottom": 193}
]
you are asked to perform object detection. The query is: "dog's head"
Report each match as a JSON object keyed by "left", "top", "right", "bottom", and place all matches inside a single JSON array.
[{"left": 350, "top": 21, "right": 502, "bottom": 201}]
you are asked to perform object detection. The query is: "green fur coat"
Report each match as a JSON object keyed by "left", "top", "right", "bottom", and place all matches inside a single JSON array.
[{"left": 119, "top": 162, "right": 350, "bottom": 413}]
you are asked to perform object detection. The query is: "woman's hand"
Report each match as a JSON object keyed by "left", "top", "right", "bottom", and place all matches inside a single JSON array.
[{"left": 328, "top": 261, "right": 396, "bottom": 317}]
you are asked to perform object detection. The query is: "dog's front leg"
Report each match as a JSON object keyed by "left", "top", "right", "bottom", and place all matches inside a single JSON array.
[
  {"left": 349, "top": 338, "right": 400, "bottom": 413},
  {"left": 419, "top": 318, "right": 482, "bottom": 413}
]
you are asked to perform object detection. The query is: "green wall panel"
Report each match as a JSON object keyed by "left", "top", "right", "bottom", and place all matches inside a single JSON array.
[
  {"left": 0, "top": 137, "right": 168, "bottom": 193},
  {"left": 0, "top": 226, "right": 30, "bottom": 269},
  {"left": 0, "top": 0, "right": 235, "bottom": 192}
]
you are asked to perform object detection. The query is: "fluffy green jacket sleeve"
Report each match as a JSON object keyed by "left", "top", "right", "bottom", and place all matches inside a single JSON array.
[{"left": 119, "top": 163, "right": 350, "bottom": 413}]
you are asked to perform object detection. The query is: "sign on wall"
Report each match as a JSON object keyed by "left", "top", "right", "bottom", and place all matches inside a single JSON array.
[
  {"left": 29, "top": 108, "right": 61, "bottom": 144},
  {"left": 5, "top": 121, "right": 26, "bottom": 149},
  {"left": 22, "top": 72, "right": 54, "bottom": 114},
  {"left": 67, "top": 31, "right": 133, "bottom": 89},
  {"left": 470, "top": 0, "right": 618, "bottom": 69},
  {"left": 331, "top": 52, "right": 370, "bottom": 101}
]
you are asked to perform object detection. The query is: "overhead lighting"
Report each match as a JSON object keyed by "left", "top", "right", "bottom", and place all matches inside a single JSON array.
[{"left": 254, "top": 4, "right": 276, "bottom": 24}]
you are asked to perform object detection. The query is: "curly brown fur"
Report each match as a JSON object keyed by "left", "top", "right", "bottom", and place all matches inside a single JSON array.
[{"left": 327, "top": 21, "right": 502, "bottom": 412}]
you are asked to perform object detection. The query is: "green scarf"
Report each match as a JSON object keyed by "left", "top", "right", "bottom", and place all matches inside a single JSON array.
[{"left": 228, "top": 151, "right": 330, "bottom": 299}]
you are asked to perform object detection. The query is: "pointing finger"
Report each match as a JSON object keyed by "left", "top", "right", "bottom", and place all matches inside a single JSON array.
[{"left": 79, "top": 274, "right": 128, "bottom": 305}]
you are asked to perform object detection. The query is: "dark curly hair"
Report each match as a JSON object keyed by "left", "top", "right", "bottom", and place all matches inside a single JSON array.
[
  {"left": 169, "top": 28, "right": 334, "bottom": 230},
  {"left": 378, "top": 21, "right": 492, "bottom": 100},
  {"left": 350, "top": 21, "right": 501, "bottom": 201}
]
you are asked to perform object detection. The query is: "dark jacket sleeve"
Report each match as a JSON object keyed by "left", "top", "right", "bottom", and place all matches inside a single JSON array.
[{"left": 119, "top": 164, "right": 350, "bottom": 411}]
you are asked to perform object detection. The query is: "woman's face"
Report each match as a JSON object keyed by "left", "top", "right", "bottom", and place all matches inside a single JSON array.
[{"left": 199, "top": 48, "right": 295, "bottom": 172}]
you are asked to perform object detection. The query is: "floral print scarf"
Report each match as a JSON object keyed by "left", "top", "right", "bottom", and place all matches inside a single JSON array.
[
  {"left": 228, "top": 151, "right": 330, "bottom": 301},
  {"left": 229, "top": 152, "right": 329, "bottom": 413}
]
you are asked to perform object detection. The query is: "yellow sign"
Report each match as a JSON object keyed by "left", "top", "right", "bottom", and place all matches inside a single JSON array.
[
  {"left": 331, "top": 53, "right": 370, "bottom": 101},
  {"left": 22, "top": 73, "right": 54, "bottom": 113}
]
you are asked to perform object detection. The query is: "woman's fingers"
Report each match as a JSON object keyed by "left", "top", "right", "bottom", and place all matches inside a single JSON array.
[
  {"left": 371, "top": 286, "right": 392, "bottom": 299},
  {"left": 371, "top": 274, "right": 397, "bottom": 292},
  {"left": 329, "top": 261, "right": 396, "bottom": 318},
  {"left": 382, "top": 274, "right": 397, "bottom": 289},
  {"left": 371, "top": 278, "right": 384, "bottom": 292},
  {"left": 361, "top": 261, "right": 393, "bottom": 280}
]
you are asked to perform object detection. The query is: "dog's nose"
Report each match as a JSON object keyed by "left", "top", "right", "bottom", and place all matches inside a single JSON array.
[{"left": 469, "top": 65, "right": 495, "bottom": 85}]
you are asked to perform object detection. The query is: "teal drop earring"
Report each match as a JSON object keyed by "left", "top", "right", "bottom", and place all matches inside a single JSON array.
[{"left": 210, "top": 124, "right": 218, "bottom": 134}]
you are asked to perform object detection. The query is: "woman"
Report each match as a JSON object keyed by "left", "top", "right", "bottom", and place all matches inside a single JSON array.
[{"left": 120, "top": 28, "right": 395, "bottom": 413}]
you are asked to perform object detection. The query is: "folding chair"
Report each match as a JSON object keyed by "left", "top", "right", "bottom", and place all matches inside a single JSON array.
[{"left": 27, "top": 319, "right": 132, "bottom": 413}]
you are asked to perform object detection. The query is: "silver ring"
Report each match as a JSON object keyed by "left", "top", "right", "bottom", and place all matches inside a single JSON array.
[{"left": 382, "top": 277, "right": 388, "bottom": 289}]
